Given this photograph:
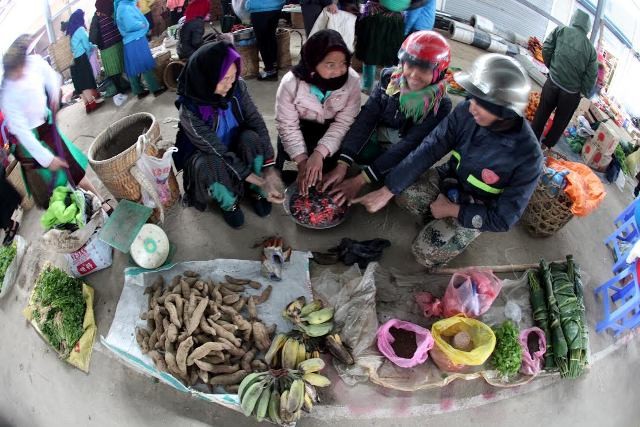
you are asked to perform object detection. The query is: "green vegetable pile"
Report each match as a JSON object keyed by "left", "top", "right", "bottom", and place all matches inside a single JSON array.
[
  {"left": 528, "top": 255, "right": 588, "bottom": 378},
  {"left": 614, "top": 145, "right": 630, "bottom": 176},
  {"left": 32, "top": 267, "right": 86, "bottom": 358},
  {"left": 0, "top": 242, "right": 17, "bottom": 288},
  {"left": 491, "top": 320, "right": 522, "bottom": 377}
]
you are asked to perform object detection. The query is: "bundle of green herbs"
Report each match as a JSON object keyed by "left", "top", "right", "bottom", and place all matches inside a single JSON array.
[
  {"left": 0, "top": 242, "right": 17, "bottom": 287},
  {"left": 491, "top": 320, "right": 522, "bottom": 377},
  {"left": 32, "top": 266, "right": 86, "bottom": 358}
]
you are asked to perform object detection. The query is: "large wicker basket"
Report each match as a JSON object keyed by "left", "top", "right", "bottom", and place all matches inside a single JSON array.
[
  {"left": 163, "top": 60, "right": 186, "bottom": 91},
  {"left": 154, "top": 50, "right": 172, "bottom": 87},
  {"left": 48, "top": 36, "right": 73, "bottom": 73},
  {"left": 87, "top": 113, "right": 179, "bottom": 223},
  {"left": 277, "top": 28, "right": 292, "bottom": 70},
  {"left": 237, "top": 43, "right": 259, "bottom": 78}
]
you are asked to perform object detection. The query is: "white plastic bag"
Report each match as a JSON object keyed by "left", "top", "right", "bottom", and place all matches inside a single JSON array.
[
  {"left": 232, "top": 0, "right": 251, "bottom": 24},
  {"left": 309, "top": 9, "right": 357, "bottom": 52},
  {"left": 0, "top": 235, "right": 27, "bottom": 299},
  {"left": 136, "top": 140, "right": 178, "bottom": 209},
  {"left": 64, "top": 230, "right": 113, "bottom": 277}
]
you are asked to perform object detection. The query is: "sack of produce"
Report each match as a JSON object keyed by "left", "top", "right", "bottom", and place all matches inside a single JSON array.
[
  {"left": 0, "top": 235, "right": 27, "bottom": 299},
  {"left": 519, "top": 327, "right": 547, "bottom": 376},
  {"left": 376, "top": 319, "right": 434, "bottom": 368},
  {"left": 416, "top": 270, "right": 502, "bottom": 318},
  {"left": 22, "top": 265, "right": 97, "bottom": 372},
  {"left": 430, "top": 316, "right": 495, "bottom": 373}
]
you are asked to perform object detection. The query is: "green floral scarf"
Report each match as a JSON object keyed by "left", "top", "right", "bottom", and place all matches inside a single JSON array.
[{"left": 385, "top": 65, "right": 447, "bottom": 123}]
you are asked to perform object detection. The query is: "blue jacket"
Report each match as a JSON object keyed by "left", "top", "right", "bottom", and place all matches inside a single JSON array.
[
  {"left": 339, "top": 68, "right": 452, "bottom": 183},
  {"left": 70, "top": 28, "right": 95, "bottom": 58},
  {"left": 385, "top": 101, "right": 543, "bottom": 232},
  {"left": 245, "top": 0, "right": 285, "bottom": 14},
  {"left": 404, "top": 0, "right": 436, "bottom": 34},
  {"left": 116, "top": 0, "right": 149, "bottom": 44}
]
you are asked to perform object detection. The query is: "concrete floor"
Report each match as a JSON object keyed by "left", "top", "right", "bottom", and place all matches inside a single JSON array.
[{"left": 1, "top": 39, "right": 640, "bottom": 427}]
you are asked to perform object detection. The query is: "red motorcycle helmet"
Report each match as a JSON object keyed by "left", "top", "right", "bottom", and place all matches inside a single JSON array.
[{"left": 398, "top": 31, "right": 451, "bottom": 83}]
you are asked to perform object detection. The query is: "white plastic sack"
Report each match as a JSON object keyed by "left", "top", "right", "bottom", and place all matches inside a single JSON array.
[
  {"left": 232, "top": 0, "right": 251, "bottom": 24},
  {"left": 136, "top": 140, "right": 178, "bottom": 209},
  {"left": 0, "top": 235, "right": 27, "bottom": 299},
  {"left": 310, "top": 9, "right": 357, "bottom": 52},
  {"left": 64, "top": 230, "right": 113, "bottom": 277}
]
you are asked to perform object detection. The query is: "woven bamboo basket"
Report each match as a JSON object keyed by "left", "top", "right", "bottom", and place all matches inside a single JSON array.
[
  {"left": 163, "top": 60, "right": 186, "bottom": 91},
  {"left": 237, "top": 43, "right": 259, "bottom": 78},
  {"left": 88, "top": 113, "right": 179, "bottom": 223},
  {"left": 6, "top": 160, "right": 34, "bottom": 210},
  {"left": 291, "top": 11, "right": 304, "bottom": 29},
  {"left": 154, "top": 51, "right": 172, "bottom": 86},
  {"left": 48, "top": 36, "right": 73, "bottom": 73},
  {"left": 277, "top": 28, "right": 292, "bottom": 70},
  {"left": 520, "top": 184, "right": 574, "bottom": 237},
  {"left": 520, "top": 151, "right": 574, "bottom": 237}
]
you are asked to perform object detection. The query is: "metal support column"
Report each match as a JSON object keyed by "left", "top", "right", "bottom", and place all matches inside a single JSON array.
[
  {"left": 42, "top": 0, "right": 55, "bottom": 43},
  {"left": 590, "top": 0, "right": 606, "bottom": 44}
]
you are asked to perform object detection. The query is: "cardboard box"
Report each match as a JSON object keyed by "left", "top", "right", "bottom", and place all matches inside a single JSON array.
[
  {"left": 589, "top": 105, "right": 609, "bottom": 123},
  {"left": 582, "top": 140, "right": 613, "bottom": 172},
  {"left": 591, "top": 121, "right": 621, "bottom": 155}
]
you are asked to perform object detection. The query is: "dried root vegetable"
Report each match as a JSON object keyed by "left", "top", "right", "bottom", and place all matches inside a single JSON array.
[{"left": 136, "top": 271, "right": 275, "bottom": 389}]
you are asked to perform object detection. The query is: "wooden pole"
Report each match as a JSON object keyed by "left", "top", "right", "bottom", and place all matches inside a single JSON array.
[{"left": 430, "top": 261, "right": 567, "bottom": 275}]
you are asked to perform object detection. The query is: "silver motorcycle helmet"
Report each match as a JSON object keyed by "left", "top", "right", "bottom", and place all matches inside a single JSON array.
[{"left": 454, "top": 54, "right": 531, "bottom": 116}]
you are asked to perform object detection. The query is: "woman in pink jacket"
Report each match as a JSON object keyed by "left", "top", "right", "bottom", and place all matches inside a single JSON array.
[{"left": 275, "top": 29, "right": 361, "bottom": 196}]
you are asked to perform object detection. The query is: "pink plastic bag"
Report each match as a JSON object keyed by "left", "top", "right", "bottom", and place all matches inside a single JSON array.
[
  {"left": 415, "top": 270, "right": 502, "bottom": 318},
  {"left": 376, "top": 319, "right": 434, "bottom": 368},
  {"left": 519, "top": 327, "right": 547, "bottom": 376}
]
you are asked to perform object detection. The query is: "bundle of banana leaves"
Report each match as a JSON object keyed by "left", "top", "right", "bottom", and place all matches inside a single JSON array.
[
  {"left": 527, "top": 256, "right": 588, "bottom": 378},
  {"left": 540, "top": 259, "right": 568, "bottom": 374}
]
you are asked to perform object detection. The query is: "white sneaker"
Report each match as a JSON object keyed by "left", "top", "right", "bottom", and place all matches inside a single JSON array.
[{"left": 113, "top": 93, "right": 128, "bottom": 107}]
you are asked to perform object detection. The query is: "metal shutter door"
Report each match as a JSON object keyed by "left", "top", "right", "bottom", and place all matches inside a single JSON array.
[{"left": 443, "top": 0, "right": 554, "bottom": 40}]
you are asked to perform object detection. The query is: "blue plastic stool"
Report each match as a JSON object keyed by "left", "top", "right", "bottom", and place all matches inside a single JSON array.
[
  {"left": 604, "top": 215, "right": 640, "bottom": 274},
  {"left": 614, "top": 197, "right": 640, "bottom": 228},
  {"left": 594, "top": 261, "right": 640, "bottom": 336}
]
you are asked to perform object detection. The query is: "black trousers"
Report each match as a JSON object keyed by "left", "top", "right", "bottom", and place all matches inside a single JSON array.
[
  {"left": 250, "top": 10, "right": 281, "bottom": 72},
  {"left": 275, "top": 119, "right": 337, "bottom": 172},
  {"left": 301, "top": 4, "right": 324, "bottom": 36},
  {"left": 531, "top": 78, "right": 581, "bottom": 148}
]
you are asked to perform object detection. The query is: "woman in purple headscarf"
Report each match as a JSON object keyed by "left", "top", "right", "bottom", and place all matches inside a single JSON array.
[
  {"left": 174, "top": 41, "right": 284, "bottom": 228},
  {"left": 66, "top": 9, "right": 103, "bottom": 113}
]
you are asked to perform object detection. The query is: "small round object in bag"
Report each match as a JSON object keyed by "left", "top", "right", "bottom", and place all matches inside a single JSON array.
[{"left": 130, "top": 224, "right": 169, "bottom": 269}]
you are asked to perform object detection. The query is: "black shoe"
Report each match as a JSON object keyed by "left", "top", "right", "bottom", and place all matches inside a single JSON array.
[
  {"left": 137, "top": 90, "right": 150, "bottom": 99},
  {"left": 2, "top": 220, "right": 18, "bottom": 246},
  {"left": 221, "top": 203, "right": 245, "bottom": 228},
  {"left": 153, "top": 87, "right": 167, "bottom": 97},
  {"left": 257, "top": 70, "right": 278, "bottom": 81},
  {"left": 251, "top": 193, "right": 272, "bottom": 217}
]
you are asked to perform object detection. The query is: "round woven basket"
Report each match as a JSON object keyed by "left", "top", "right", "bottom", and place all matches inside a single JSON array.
[
  {"left": 163, "top": 60, "right": 186, "bottom": 91},
  {"left": 236, "top": 43, "right": 259, "bottom": 78},
  {"left": 277, "top": 28, "right": 292, "bottom": 70},
  {"left": 520, "top": 184, "right": 574, "bottom": 237},
  {"left": 48, "top": 36, "right": 73, "bottom": 72},
  {"left": 88, "top": 113, "right": 179, "bottom": 216},
  {"left": 154, "top": 51, "right": 172, "bottom": 87}
]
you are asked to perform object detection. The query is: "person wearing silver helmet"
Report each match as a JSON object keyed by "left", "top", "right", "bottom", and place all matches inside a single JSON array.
[{"left": 352, "top": 53, "right": 543, "bottom": 268}]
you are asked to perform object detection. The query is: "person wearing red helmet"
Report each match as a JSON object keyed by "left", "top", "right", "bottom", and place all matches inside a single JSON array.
[{"left": 321, "top": 31, "right": 452, "bottom": 205}]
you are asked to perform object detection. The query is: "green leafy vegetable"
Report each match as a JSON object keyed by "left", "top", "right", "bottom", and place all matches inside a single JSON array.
[
  {"left": 491, "top": 320, "right": 522, "bottom": 377},
  {"left": 32, "top": 266, "right": 86, "bottom": 358},
  {"left": 0, "top": 242, "right": 17, "bottom": 288}
]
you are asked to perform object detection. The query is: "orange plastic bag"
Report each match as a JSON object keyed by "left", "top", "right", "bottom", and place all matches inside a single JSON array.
[{"left": 546, "top": 157, "right": 606, "bottom": 216}]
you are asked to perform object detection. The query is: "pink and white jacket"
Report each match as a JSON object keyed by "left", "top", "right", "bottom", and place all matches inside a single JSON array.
[{"left": 275, "top": 68, "right": 361, "bottom": 161}]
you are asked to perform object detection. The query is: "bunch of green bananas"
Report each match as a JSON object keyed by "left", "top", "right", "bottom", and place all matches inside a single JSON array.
[
  {"left": 265, "top": 333, "right": 321, "bottom": 369},
  {"left": 238, "top": 358, "right": 330, "bottom": 425},
  {"left": 283, "top": 297, "right": 334, "bottom": 338}
]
